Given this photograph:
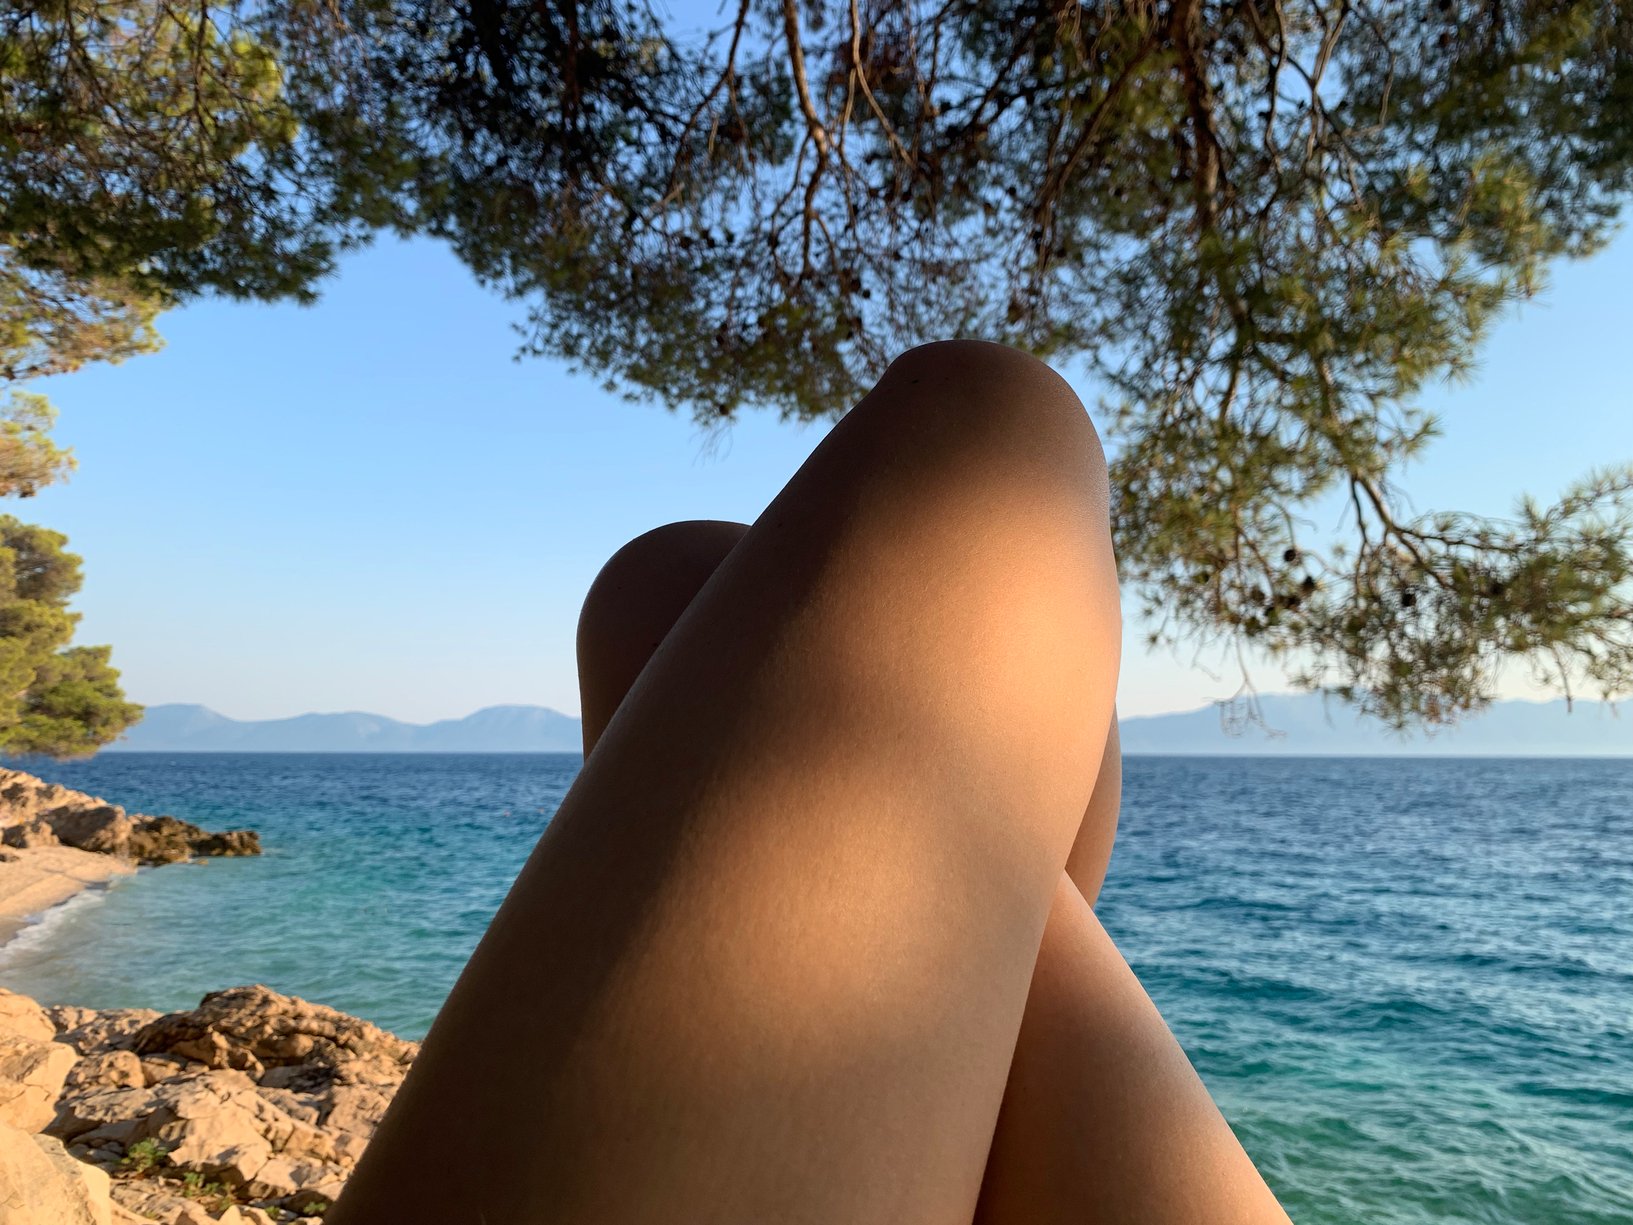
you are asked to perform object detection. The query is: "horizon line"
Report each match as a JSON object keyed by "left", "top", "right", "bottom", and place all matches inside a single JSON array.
[{"left": 129, "top": 692, "right": 1619, "bottom": 730}]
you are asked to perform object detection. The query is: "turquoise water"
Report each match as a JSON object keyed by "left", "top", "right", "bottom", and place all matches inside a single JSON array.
[{"left": 1, "top": 753, "right": 1628, "bottom": 1224}]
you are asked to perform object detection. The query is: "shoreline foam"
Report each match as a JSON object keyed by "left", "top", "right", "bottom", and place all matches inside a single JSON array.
[{"left": 0, "top": 845, "right": 135, "bottom": 946}]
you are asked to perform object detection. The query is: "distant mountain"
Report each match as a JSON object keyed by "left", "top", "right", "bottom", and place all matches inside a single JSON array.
[
  {"left": 108, "top": 695, "right": 1626, "bottom": 754},
  {"left": 109, "top": 704, "right": 584, "bottom": 752},
  {"left": 1120, "top": 693, "right": 1628, "bottom": 756}
]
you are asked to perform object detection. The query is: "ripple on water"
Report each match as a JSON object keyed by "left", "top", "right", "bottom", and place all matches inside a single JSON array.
[{"left": 1, "top": 752, "right": 1628, "bottom": 1225}]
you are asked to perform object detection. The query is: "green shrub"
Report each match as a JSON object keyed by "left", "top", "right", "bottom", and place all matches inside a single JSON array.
[
  {"left": 177, "top": 1170, "right": 234, "bottom": 1211},
  {"left": 118, "top": 1139, "right": 169, "bottom": 1176}
]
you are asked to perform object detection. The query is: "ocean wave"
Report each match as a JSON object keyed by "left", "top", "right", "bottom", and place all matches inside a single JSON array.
[
  {"left": 1442, "top": 948, "right": 1619, "bottom": 982},
  {"left": 0, "top": 884, "right": 114, "bottom": 967}
]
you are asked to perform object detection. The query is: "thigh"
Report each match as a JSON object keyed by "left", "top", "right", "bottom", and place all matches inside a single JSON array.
[
  {"left": 574, "top": 528, "right": 1284, "bottom": 1225},
  {"left": 329, "top": 341, "right": 1121, "bottom": 1225}
]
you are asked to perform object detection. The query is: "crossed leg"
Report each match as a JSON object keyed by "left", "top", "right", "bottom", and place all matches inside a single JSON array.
[
  {"left": 577, "top": 564, "right": 1288, "bottom": 1222},
  {"left": 330, "top": 341, "right": 1288, "bottom": 1225}
]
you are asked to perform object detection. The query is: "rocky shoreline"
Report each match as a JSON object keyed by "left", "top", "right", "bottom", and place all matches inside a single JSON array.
[
  {"left": 1, "top": 983, "right": 413, "bottom": 1223},
  {"left": 0, "top": 765, "right": 261, "bottom": 945},
  {"left": 0, "top": 768, "right": 260, "bottom": 867},
  {"left": 0, "top": 768, "right": 387, "bottom": 1223}
]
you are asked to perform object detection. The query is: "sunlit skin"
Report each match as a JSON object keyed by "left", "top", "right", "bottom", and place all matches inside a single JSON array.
[{"left": 328, "top": 341, "right": 1290, "bottom": 1225}]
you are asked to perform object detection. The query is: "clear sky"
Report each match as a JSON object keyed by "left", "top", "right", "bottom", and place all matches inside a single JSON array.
[{"left": 23, "top": 228, "right": 1632, "bottom": 724}]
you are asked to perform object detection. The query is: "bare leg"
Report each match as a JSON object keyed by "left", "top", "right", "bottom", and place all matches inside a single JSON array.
[
  {"left": 576, "top": 525, "right": 1122, "bottom": 908},
  {"left": 1066, "top": 718, "right": 1121, "bottom": 905},
  {"left": 975, "top": 878, "right": 1292, "bottom": 1225},
  {"left": 329, "top": 341, "right": 1120, "bottom": 1225},
  {"left": 575, "top": 524, "right": 1288, "bottom": 1225}
]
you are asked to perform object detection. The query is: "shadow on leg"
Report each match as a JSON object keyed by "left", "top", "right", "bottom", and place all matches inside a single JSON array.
[
  {"left": 578, "top": 525, "right": 1123, "bottom": 879},
  {"left": 577, "top": 519, "right": 749, "bottom": 755},
  {"left": 574, "top": 531, "right": 1287, "bottom": 1225}
]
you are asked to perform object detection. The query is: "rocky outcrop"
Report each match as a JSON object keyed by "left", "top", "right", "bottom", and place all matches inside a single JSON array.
[
  {"left": 0, "top": 991, "right": 115, "bottom": 1223},
  {"left": 0, "top": 770, "right": 258, "bottom": 866},
  {"left": 41, "top": 807, "right": 132, "bottom": 857},
  {"left": 124, "top": 819, "right": 259, "bottom": 867},
  {"left": 0, "top": 991, "right": 56, "bottom": 1045},
  {"left": 0, "top": 1031, "right": 77, "bottom": 1132},
  {"left": 0, "top": 1121, "right": 111, "bottom": 1225},
  {"left": 0, "top": 985, "right": 417, "bottom": 1222},
  {"left": 0, "top": 991, "right": 78, "bottom": 1133},
  {"left": 0, "top": 775, "right": 82, "bottom": 826},
  {"left": 130, "top": 987, "right": 415, "bottom": 1084},
  {"left": 0, "top": 764, "right": 301, "bottom": 1225},
  {"left": 1, "top": 817, "right": 58, "bottom": 851}
]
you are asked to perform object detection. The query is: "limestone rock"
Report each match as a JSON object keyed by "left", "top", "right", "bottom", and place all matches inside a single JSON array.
[
  {"left": 192, "top": 830, "right": 259, "bottom": 858},
  {"left": 43, "top": 805, "right": 133, "bottom": 857},
  {"left": 107, "top": 1182, "right": 187, "bottom": 1223},
  {"left": 50, "top": 1009, "right": 163, "bottom": 1058},
  {"left": 243, "top": 1154, "right": 317, "bottom": 1201},
  {"left": 47, "top": 1085, "right": 152, "bottom": 1149},
  {"left": 126, "top": 819, "right": 260, "bottom": 868},
  {"left": 0, "top": 990, "right": 56, "bottom": 1044},
  {"left": 133, "top": 986, "right": 414, "bottom": 1088},
  {"left": 0, "top": 772, "right": 76, "bottom": 827},
  {"left": 42, "top": 985, "right": 417, "bottom": 1214},
  {"left": 319, "top": 1084, "right": 391, "bottom": 1138},
  {"left": 46, "top": 1007, "right": 96, "bottom": 1038},
  {"left": 0, "top": 1122, "right": 111, "bottom": 1225},
  {"left": 140, "top": 1056, "right": 189, "bottom": 1088},
  {"left": 122, "top": 817, "right": 193, "bottom": 866},
  {"left": 1, "top": 817, "right": 58, "bottom": 850},
  {"left": 0, "top": 767, "right": 257, "bottom": 869},
  {"left": 61, "top": 1077, "right": 326, "bottom": 1208},
  {"left": 0, "top": 1032, "right": 77, "bottom": 1131},
  {"left": 29, "top": 1135, "right": 110, "bottom": 1225},
  {"left": 65, "top": 1052, "right": 144, "bottom": 1094},
  {"left": 172, "top": 1204, "right": 243, "bottom": 1225},
  {"left": 254, "top": 1089, "right": 318, "bottom": 1126}
]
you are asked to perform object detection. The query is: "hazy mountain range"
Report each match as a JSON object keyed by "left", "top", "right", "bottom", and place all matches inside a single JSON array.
[
  {"left": 1117, "top": 694, "right": 1626, "bottom": 756},
  {"left": 104, "top": 696, "right": 1627, "bottom": 755},
  {"left": 110, "top": 704, "right": 585, "bottom": 752}
]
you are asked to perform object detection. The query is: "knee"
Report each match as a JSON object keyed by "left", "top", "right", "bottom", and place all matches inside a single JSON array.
[
  {"left": 587, "top": 520, "right": 747, "bottom": 596},
  {"left": 578, "top": 520, "right": 748, "bottom": 659},
  {"left": 880, "top": 339, "right": 1075, "bottom": 402},
  {"left": 883, "top": 338, "right": 1088, "bottom": 412},
  {"left": 851, "top": 340, "right": 1110, "bottom": 525}
]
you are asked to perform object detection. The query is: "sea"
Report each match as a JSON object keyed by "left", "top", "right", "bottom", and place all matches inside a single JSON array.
[{"left": 0, "top": 753, "right": 1627, "bottom": 1225}]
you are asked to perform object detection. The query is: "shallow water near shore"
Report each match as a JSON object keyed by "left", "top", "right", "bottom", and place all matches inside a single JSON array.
[{"left": 0, "top": 753, "right": 1628, "bottom": 1224}]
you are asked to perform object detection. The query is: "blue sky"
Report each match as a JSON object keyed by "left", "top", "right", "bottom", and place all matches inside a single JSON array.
[{"left": 23, "top": 228, "right": 1632, "bottom": 724}]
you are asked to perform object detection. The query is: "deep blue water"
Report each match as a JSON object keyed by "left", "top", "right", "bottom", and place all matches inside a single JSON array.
[{"left": 1, "top": 753, "right": 1628, "bottom": 1224}]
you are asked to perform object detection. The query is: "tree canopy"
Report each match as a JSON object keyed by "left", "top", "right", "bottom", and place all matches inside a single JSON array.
[
  {"left": 3, "top": 0, "right": 1630, "bottom": 728},
  {"left": 0, "top": 517, "right": 140, "bottom": 756}
]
